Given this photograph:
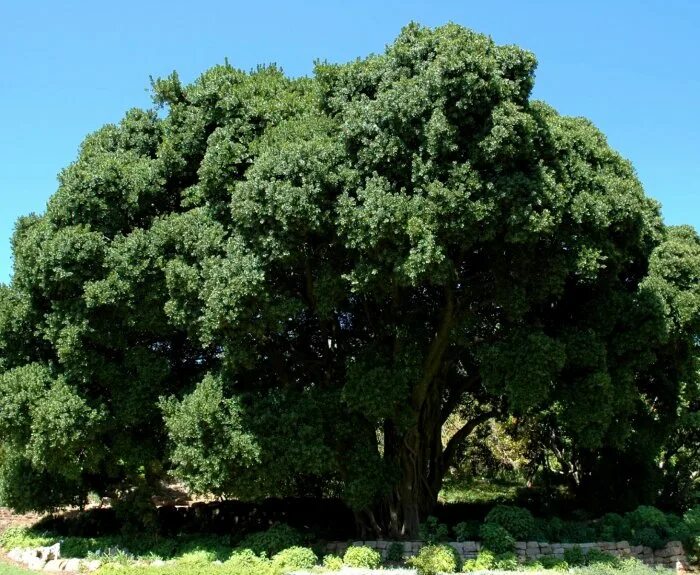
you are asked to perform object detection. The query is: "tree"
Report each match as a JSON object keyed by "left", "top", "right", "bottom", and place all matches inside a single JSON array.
[{"left": 0, "top": 23, "right": 697, "bottom": 537}]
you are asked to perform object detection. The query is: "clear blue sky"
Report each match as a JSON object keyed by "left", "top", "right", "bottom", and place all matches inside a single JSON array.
[{"left": 1, "top": 1, "right": 698, "bottom": 283}]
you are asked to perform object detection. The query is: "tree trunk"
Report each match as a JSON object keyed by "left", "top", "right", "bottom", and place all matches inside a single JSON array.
[{"left": 381, "top": 387, "right": 446, "bottom": 539}]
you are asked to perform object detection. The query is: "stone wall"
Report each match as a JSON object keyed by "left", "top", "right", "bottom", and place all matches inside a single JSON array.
[{"left": 324, "top": 539, "right": 691, "bottom": 572}]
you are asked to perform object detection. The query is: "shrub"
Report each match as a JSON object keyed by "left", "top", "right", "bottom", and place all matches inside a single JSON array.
[
  {"left": 598, "top": 513, "right": 630, "bottom": 541},
  {"left": 563, "top": 545, "right": 585, "bottom": 566},
  {"left": 484, "top": 505, "right": 536, "bottom": 539},
  {"left": 462, "top": 550, "right": 495, "bottom": 571},
  {"left": 418, "top": 516, "right": 449, "bottom": 544},
  {"left": 560, "top": 521, "right": 596, "bottom": 543},
  {"left": 322, "top": 554, "right": 343, "bottom": 571},
  {"left": 493, "top": 551, "right": 519, "bottom": 570},
  {"left": 385, "top": 541, "right": 404, "bottom": 563},
  {"left": 407, "top": 544, "right": 460, "bottom": 575},
  {"left": 538, "top": 555, "right": 569, "bottom": 569},
  {"left": 630, "top": 527, "right": 665, "bottom": 550},
  {"left": 479, "top": 522, "right": 515, "bottom": 554},
  {"left": 237, "top": 524, "right": 302, "bottom": 557},
  {"left": 685, "top": 505, "right": 700, "bottom": 535},
  {"left": 666, "top": 513, "right": 691, "bottom": 542},
  {"left": 586, "top": 548, "right": 620, "bottom": 567},
  {"left": 271, "top": 546, "right": 317, "bottom": 572},
  {"left": 453, "top": 520, "right": 480, "bottom": 542},
  {"left": 626, "top": 506, "right": 669, "bottom": 533},
  {"left": 343, "top": 545, "right": 381, "bottom": 569},
  {"left": 226, "top": 549, "right": 276, "bottom": 575}
]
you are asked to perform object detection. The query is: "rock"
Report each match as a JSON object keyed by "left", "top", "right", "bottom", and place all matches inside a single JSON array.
[
  {"left": 464, "top": 541, "right": 477, "bottom": 551},
  {"left": 85, "top": 560, "right": 102, "bottom": 572},
  {"left": 7, "top": 548, "right": 23, "bottom": 562},
  {"left": 526, "top": 541, "right": 540, "bottom": 549},
  {"left": 515, "top": 542, "right": 527, "bottom": 550},
  {"left": 26, "top": 556, "right": 47, "bottom": 571},
  {"left": 64, "top": 558, "right": 81, "bottom": 572},
  {"left": 42, "top": 543, "right": 60, "bottom": 561},
  {"left": 43, "top": 559, "right": 63, "bottom": 572},
  {"left": 151, "top": 559, "right": 166, "bottom": 567}
]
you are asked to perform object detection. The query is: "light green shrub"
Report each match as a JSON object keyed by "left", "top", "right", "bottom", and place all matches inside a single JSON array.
[
  {"left": 407, "top": 544, "right": 460, "bottom": 575},
  {"left": 462, "top": 550, "right": 495, "bottom": 571},
  {"left": 322, "top": 554, "right": 343, "bottom": 571},
  {"left": 271, "top": 546, "right": 317, "bottom": 572},
  {"left": 343, "top": 545, "right": 381, "bottom": 569}
]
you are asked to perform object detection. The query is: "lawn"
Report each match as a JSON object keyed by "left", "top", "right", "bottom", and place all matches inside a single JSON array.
[{"left": 0, "top": 562, "right": 29, "bottom": 575}]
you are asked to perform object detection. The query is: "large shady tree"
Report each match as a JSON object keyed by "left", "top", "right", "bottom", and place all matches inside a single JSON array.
[{"left": 0, "top": 24, "right": 698, "bottom": 536}]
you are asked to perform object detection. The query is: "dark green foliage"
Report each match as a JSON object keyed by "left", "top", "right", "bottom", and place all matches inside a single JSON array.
[
  {"left": 559, "top": 521, "right": 597, "bottom": 544},
  {"left": 630, "top": 527, "right": 665, "bottom": 550},
  {"left": 419, "top": 516, "right": 449, "bottom": 543},
  {"left": 407, "top": 544, "right": 460, "bottom": 575},
  {"left": 484, "top": 505, "right": 536, "bottom": 540},
  {"left": 563, "top": 546, "right": 586, "bottom": 566},
  {"left": 342, "top": 546, "right": 381, "bottom": 569},
  {"left": 385, "top": 541, "right": 405, "bottom": 563},
  {"left": 0, "top": 22, "right": 698, "bottom": 537},
  {"left": 453, "top": 520, "right": 481, "bottom": 541},
  {"left": 479, "top": 522, "right": 516, "bottom": 554},
  {"left": 236, "top": 524, "right": 302, "bottom": 557}
]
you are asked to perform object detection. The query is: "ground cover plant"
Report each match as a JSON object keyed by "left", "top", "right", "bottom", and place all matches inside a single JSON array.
[{"left": 0, "top": 20, "right": 698, "bottom": 543}]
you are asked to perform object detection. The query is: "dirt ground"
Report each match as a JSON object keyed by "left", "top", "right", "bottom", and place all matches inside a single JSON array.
[{"left": 0, "top": 508, "right": 42, "bottom": 535}]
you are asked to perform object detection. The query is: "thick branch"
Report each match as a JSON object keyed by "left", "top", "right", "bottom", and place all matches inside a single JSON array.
[
  {"left": 441, "top": 410, "right": 496, "bottom": 471},
  {"left": 412, "top": 285, "right": 455, "bottom": 409}
]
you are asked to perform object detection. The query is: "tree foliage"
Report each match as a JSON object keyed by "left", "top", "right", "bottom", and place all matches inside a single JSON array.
[{"left": 0, "top": 23, "right": 697, "bottom": 535}]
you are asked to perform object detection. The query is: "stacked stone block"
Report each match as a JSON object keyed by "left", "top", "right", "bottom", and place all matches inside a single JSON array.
[{"left": 324, "top": 539, "right": 691, "bottom": 572}]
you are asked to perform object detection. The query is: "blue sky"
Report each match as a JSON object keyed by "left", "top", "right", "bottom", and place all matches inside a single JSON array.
[{"left": 1, "top": 1, "right": 698, "bottom": 283}]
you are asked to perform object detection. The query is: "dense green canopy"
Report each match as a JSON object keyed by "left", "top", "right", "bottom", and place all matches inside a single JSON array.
[{"left": 0, "top": 23, "right": 698, "bottom": 536}]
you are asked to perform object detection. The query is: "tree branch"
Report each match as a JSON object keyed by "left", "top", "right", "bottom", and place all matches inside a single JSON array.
[
  {"left": 412, "top": 285, "right": 455, "bottom": 409},
  {"left": 441, "top": 410, "right": 496, "bottom": 471}
]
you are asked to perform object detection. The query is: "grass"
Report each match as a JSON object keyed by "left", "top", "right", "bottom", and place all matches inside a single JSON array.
[
  {"left": 438, "top": 477, "right": 524, "bottom": 505},
  {"left": 0, "top": 526, "right": 234, "bottom": 563},
  {"left": 0, "top": 562, "right": 31, "bottom": 575}
]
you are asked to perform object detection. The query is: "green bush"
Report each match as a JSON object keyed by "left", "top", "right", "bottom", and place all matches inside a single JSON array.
[
  {"left": 385, "top": 541, "right": 404, "bottom": 563},
  {"left": 597, "top": 513, "right": 631, "bottom": 541},
  {"left": 560, "top": 521, "right": 596, "bottom": 543},
  {"left": 493, "top": 551, "right": 519, "bottom": 570},
  {"left": 484, "top": 505, "right": 536, "bottom": 539},
  {"left": 453, "top": 520, "right": 480, "bottom": 541},
  {"left": 585, "top": 548, "right": 620, "bottom": 567},
  {"left": 685, "top": 505, "right": 700, "bottom": 534},
  {"left": 563, "top": 545, "right": 585, "bottom": 566},
  {"left": 666, "top": 513, "right": 691, "bottom": 542},
  {"left": 237, "top": 524, "right": 302, "bottom": 557},
  {"left": 418, "top": 516, "right": 449, "bottom": 544},
  {"left": 626, "top": 506, "right": 669, "bottom": 533},
  {"left": 226, "top": 549, "right": 276, "bottom": 575},
  {"left": 322, "top": 554, "right": 343, "bottom": 571},
  {"left": 479, "top": 522, "right": 515, "bottom": 554},
  {"left": 538, "top": 555, "right": 569, "bottom": 570},
  {"left": 462, "top": 550, "right": 496, "bottom": 571},
  {"left": 407, "top": 544, "right": 460, "bottom": 575},
  {"left": 630, "top": 527, "right": 665, "bottom": 550},
  {"left": 271, "top": 546, "right": 317, "bottom": 572},
  {"left": 343, "top": 545, "right": 381, "bottom": 569}
]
